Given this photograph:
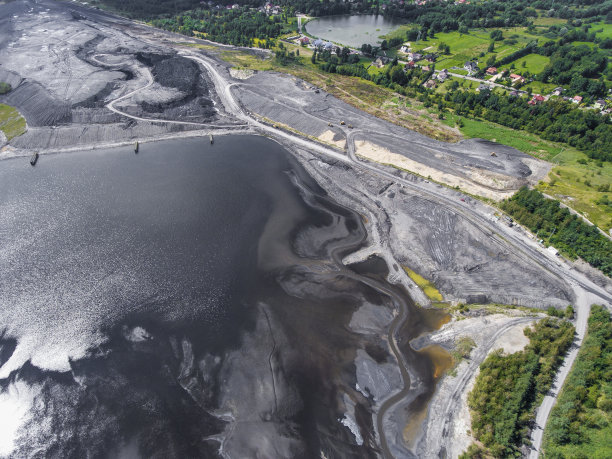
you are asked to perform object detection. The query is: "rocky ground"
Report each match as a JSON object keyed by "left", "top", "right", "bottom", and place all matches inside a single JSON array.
[
  {"left": 0, "top": 0, "right": 242, "bottom": 153},
  {"left": 0, "top": 1, "right": 608, "bottom": 458},
  {"left": 232, "top": 71, "right": 550, "bottom": 200}
]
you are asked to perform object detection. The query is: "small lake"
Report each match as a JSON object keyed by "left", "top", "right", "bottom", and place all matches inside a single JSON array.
[{"left": 305, "top": 14, "right": 406, "bottom": 48}]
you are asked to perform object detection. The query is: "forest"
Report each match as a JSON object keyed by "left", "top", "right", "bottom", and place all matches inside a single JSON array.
[
  {"left": 543, "top": 305, "right": 612, "bottom": 458},
  {"left": 464, "top": 318, "right": 575, "bottom": 457},
  {"left": 151, "top": 8, "right": 286, "bottom": 47},
  {"left": 501, "top": 188, "right": 612, "bottom": 276}
]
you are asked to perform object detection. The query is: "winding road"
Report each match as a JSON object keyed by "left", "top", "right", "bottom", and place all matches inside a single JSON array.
[{"left": 100, "top": 39, "right": 611, "bottom": 458}]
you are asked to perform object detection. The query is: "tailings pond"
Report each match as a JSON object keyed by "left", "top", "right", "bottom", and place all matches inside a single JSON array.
[
  {"left": 305, "top": 14, "right": 407, "bottom": 48},
  {"left": 0, "top": 135, "right": 445, "bottom": 457}
]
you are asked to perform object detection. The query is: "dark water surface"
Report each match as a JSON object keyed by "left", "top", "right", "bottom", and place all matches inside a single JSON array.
[{"left": 0, "top": 135, "right": 442, "bottom": 458}]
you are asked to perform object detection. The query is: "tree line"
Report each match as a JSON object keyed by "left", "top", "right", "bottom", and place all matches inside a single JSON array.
[
  {"left": 543, "top": 305, "right": 612, "bottom": 458},
  {"left": 501, "top": 187, "right": 612, "bottom": 276},
  {"left": 151, "top": 8, "right": 286, "bottom": 48},
  {"left": 310, "top": 48, "right": 611, "bottom": 162},
  {"left": 463, "top": 318, "right": 575, "bottom": 458}
]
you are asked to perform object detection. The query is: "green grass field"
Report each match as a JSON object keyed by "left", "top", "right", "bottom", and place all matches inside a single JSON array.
[
  {"left": 513, "top": 53, "right": 550, "bottom": 75},
  {"left": 537, "top": 152, "right": 612, "bottom": 232},
  {"left": 0, "top": 104, "right": 26, "bottom": 140},
  {"left": 439, "top": 113, "right": 611, "bottom": 231}
]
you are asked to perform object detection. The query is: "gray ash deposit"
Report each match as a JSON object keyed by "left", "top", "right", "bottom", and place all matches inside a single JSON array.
[{"left": 0, "top": 136, "right": 442, "bottom": 458}]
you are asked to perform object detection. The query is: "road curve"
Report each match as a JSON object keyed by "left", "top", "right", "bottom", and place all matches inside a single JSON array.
[{"left": 178, "top": 49, "right": 612, "bottom": 456}]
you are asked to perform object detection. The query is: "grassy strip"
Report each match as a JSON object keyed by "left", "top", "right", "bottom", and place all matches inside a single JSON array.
[
  {"left": 543, "top": 305, "right": 612, "bottom": 459},
  {"left": 402, "top": 267, "right": 443, "bottom": 302},
  {"left": 0, "top": 104, "right": 26, "bottom": 140},
  {"left": 461, "top": 318, "right": 575, "bottom": 458},
  {"left": 442, "top": 114, "right": 612, "bottom": 232}
]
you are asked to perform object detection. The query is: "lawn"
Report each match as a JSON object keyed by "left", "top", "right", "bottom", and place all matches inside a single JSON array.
[
  {"left": 537, "top": 152, "right": 612, "bottom": 232},
  {"left": 442, "top": 113, "right": 612, "bottom": 231},
  {"left": 0, "top": 104, "right": 26, "bottom": 140},
  {"left": 510, "top": 53, "right": 549, "bottom": 75}
]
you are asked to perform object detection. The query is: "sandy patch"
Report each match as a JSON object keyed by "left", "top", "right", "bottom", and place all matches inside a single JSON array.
[
  {"left": 354, "top": 140, "right": 514, "bottom": 200},
  {"left": 492, "top": 322, "right": 530, "bottom": 354},
  {"left": 229, "top": 68, "right": 255, "bottom": 80},
  {"left": 319, "top": 130, "right": 346, "bottom": 149}
]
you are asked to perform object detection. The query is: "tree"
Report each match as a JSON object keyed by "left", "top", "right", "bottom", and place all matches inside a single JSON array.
[
  {"left": 490, "top": 29, "right": 503, "bottom": 41},
  {"left": 488, "top": 42, "right": 495, "bottom": 53}
]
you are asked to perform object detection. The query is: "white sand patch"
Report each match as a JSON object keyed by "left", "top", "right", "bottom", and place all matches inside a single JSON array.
[
  {"left": 318, "top": 130, "right": 346, "bottom": 149},
  {"left": 354, "top": 140, "right": 516, "bottom": 200}
]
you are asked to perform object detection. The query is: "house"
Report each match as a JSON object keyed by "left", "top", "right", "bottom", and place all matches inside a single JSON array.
[
  {"left": 425, "top": 53, "right": 437, "bottom": 62},
  {"left": 572, "top": 95, "right": 583, "bottom": 104},
  {"left": 423, "top": 79, "right": 437, "bottom": 89},
  {"left": 528, "top": 94, "right": 545, "bottom": 105},
  {"left": 373, "top": 57, "right": 386, "bottom": 68},
  {"left": 407, "top": 52, "right": 422, "bottom": 62},
  {"left": 486, "top": 66, "right": 497, "bottom": 75},
  {"left": 231, "top": 3, "right": 239, "bottom": 9},
  {"left": 399, "top": 45, "right": 410, "bottom": 54},
  {"left": 437, "top": 69, "right": 449, "bottom": 82},
  {"left": 299, "top": 37, "right": 310, "bottom": 45},
  {"left": 405, "top": 61, "right": 416, "bottom": 69},
  {"left": 509, "top": 90, "right": 520, "bottom": 98},
  {"left": 464, "top": 61, "right": 479, "bottom": 75},
  {"left": 509, "top": 73, "right": 525, "bottom": 85},
  {"left": 313, "top": 38, "right": 324, "bottom": 48},
  {"left": 477, "top": 83, "right": 491, "bottom": 92},
  {"left": 594, "top": 99, "right": 606, "bottom": 109},
  {"left": 552, "top": 87, "right": 564, "bottom": 97},
  {"left": 421, "top": 65, "right": 430, "bottom": 72},
  {"left": 323, "top": 41, "right": 333, "bottom": 51}
]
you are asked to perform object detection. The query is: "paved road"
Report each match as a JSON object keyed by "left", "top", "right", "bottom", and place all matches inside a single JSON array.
[{"left": 528, "top": 285, "right": 599, "bottom": 458}]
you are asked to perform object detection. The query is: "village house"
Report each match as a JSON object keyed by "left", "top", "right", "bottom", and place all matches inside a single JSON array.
[
  {"left": 552, "top": 87, "right": 564, "bottom": 97},
  {"left": 594, "top": 99, "right": 607, "bottom": 110},
  {"left": 399, "top": 45, "right": 410, "bottom": 54},
  {"left": 437, "top": 68, "right": 449, "bottom": 82},
  {"left": 486, "top": 66, "right": 497, "bottom": 75},
  {"left": 407, "top": 52, "right": 422, "bottom": 62},
  {"left": 509, "top": 73, "right": 525, "bottom": 85},
  {"left": 421, "top": 65, "right": 430, "bottom": 72},
  {"left": 423, "top": 79, "right": 437, "bottom": 89},
  {"left": 528, "top": 94, "right": 545, "bottom": 105},
  {"left": 299, "top": 37, "right": 310, "bottom": 45},
  {"left": 509, "top": 90, "right": 521, "bottom": 98},
  {"left": 425, "top": 53, "right": 437, "bottom": 62},
  {"left": 477, "top": 83, "right": 491, "bottom": 92},
  {"left": 373, "top": 57, "right": 387, "bottom": 68},
  {"left": 464, "top": 61, "right": 479, "bottom": 75},
  {"left": 572, "top": 95, "right": 583, "bottom": 104}
]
